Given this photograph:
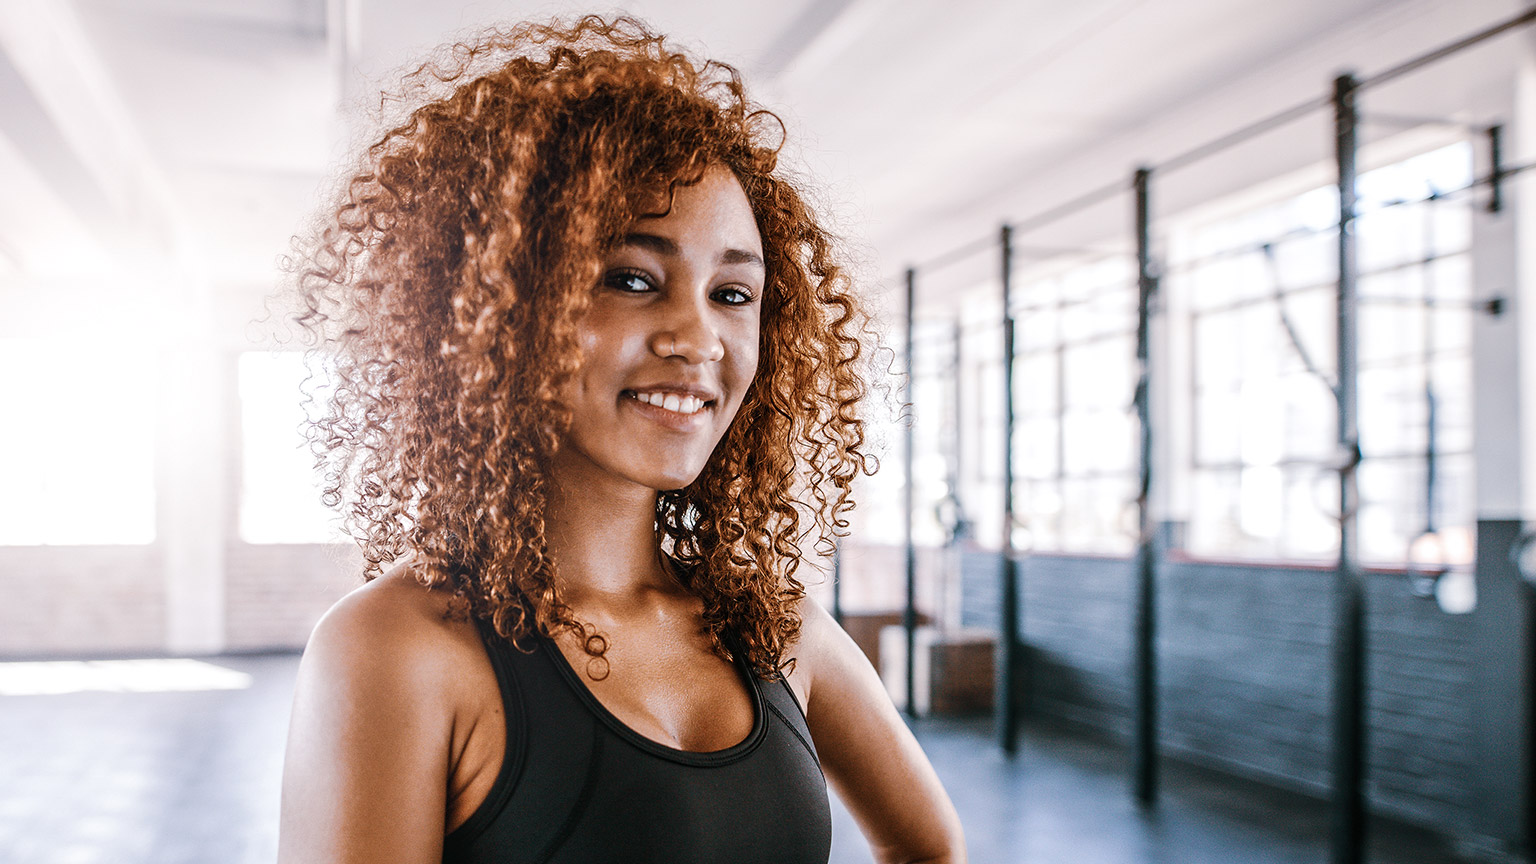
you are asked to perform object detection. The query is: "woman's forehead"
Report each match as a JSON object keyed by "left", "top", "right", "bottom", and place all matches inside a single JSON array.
[{"left": 620, "top": 168, "right": 762, "bottom": 257}]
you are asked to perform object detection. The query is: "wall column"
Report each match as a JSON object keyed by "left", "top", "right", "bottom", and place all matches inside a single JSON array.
[
  {"left": 1467, "top": 52, "right": 1536, "bottom": 860},
  {"left": 157, "top": 273, "right": 228, "bottom": 656}
]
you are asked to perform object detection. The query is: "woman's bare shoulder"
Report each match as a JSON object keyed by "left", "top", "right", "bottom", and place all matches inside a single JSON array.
[
  {"left": 783, "top": 594, "right": 846, "bottom": 703},
  {"left": 279, "top": 565, "right": 491, "bottom": 862},
  {"left": 312, "top": 565, "right": 479, "bottom": 661},
  {"left": 297, "top": 563, "right": 491, "bottom": 731}
]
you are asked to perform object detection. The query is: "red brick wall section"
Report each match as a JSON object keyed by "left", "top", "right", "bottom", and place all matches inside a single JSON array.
[
  {"left": 223, "top": 543, "right": 364, "bottom": 652},
  {"left": 0, "top": 546, "right": 165, "bottom": 657}
]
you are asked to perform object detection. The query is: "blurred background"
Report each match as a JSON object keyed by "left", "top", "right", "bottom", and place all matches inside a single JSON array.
[{"left": 1, "top": 0, "right": 1533, "bottom": 862}]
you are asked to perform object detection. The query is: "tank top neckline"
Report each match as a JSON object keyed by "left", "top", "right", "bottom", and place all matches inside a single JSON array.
[{"left": 538, "top": 634, "right": 768, "bottom": 767}]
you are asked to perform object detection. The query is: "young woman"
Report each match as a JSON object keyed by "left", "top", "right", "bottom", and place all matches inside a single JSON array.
[{"left": 277, "top": 15, "right": 964, "bottom": 864}]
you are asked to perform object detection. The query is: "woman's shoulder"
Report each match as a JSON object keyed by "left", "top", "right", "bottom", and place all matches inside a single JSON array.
[
  {"left": 280, "top": 565, "right": 503, "bottom": 861},
  {"left": 303, "top": 563, "right": 487, "bottom": 703},
  {"left": 782, "top": 594, "right": 845, "bottom": 706}
]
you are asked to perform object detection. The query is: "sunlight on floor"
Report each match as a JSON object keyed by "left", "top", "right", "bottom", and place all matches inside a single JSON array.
[{"left": 0, "top": 659, "right": 254, "bottom": 695}]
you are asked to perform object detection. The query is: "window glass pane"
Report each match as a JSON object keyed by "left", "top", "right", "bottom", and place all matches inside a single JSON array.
[
  {"left": 1274, "top": 286, "right": 1335, "bottom": 379},
  {"left": 1063, "top": 337, "right": 1133, "bottom": 411},
  {"left": 1357, "top": 205, "right": 1421, "bottom": 272},
  {"left": 1193, "top": 314, "right": 1241, "bottom": 392},
  {"left": 1017, "top": 306, "right": 1058, "bottom": 353},
  {"left": 1015, "top": 353, "right": 1057, "bottom": 416},
  {"left": 0, "top": 339, "right": 156, "bottom": 545},
  {"left": 1017, "top": 480, "right": 1060, "bottom": 551},
  {"left": 1060, "top": 476, "right": 1135, "bottom": 554},
  {"left": 238, "top": 352, "right": 344, "bottom": 544},
  {"left": 1194, "top": 390, "right": 1242, "bottom": 466},
  {"left": 1268, "top": 229, "right": 1335, "bottom": 289},
  {"left": 1063, "top": 409, "right": 1134, "bottom": 477},
  {"left": 1282, "top": 468, "right": 1337, "bottom": 559},
  {"left": 1186, "top": 469, "right": 1242, "bottom": 556},
  {"left": 1016, "top": 417, "right": 1058, "bottom": 480},
  {"left": 1431, "top": 355, "right": 1473, "bottom": 454},
  {"left": 1278, "top": 373, "right": 1335, "bottom": 461},
  {"left": 1358, "top": 272, "right": 1423, "bottom": 367}
]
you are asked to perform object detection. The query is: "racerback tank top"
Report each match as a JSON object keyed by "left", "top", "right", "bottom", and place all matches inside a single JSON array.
[{"left": 442, "top": 623, "right": 832, "bottom": 863}]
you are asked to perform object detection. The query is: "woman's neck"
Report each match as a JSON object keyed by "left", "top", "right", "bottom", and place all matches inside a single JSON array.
[{"left": 544, "top": 462, "right": 677, "bottom": 614}]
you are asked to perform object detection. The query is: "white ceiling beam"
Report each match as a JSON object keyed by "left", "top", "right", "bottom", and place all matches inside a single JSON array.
[
  {"left": 0, "top": 0, "right": 181, "bottom": 258},
  {"left": 758, "top": 0, "right": 882, "bottom": 88}
]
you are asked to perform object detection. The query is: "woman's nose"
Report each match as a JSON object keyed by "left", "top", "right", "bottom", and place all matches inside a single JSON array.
[{"left": 650, "top": 294, "right": 724, "bottom": 363}]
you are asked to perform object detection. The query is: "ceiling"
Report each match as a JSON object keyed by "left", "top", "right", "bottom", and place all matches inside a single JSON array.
[{"left": 0, "top": 0, "right": 1528, "bottom": 306}]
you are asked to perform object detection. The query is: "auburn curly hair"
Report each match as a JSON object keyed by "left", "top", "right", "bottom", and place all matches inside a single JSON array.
[{"left": 291, "top": 14, "right": 872, "bottom": 676}]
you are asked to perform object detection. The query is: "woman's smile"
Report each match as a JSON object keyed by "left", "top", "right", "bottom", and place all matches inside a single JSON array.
[{"left": 621, "top": 387, "right": 715, "bottom": 431}]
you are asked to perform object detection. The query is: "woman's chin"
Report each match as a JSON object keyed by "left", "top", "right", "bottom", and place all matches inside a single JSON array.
[{"left": 650, "top": 466, "right": 706, "bottom": 494}]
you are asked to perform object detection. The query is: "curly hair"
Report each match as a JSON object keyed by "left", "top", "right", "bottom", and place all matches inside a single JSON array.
[{"left": 290, "top": 14, "right": 872, "bottom": 676}]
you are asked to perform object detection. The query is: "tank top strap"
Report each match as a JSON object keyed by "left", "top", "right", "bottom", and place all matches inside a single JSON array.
[
  {"left": 444, "top": 620, "right": 530, "bottom": 855},
  {"left": 718, "top": 627, "right": 822, "bottom": 770}
]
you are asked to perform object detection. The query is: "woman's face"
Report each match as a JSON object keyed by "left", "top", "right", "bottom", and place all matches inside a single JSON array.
[{"left": 555, "top": 166, "right": 765, "bottom": 494}]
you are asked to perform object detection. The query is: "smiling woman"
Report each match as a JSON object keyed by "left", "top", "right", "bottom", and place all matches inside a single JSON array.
[{"left": 277, "top": 14, "right": 963, "bottom": 864}]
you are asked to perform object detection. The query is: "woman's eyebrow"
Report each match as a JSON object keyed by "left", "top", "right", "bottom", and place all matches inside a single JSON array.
[
  {"left": 620, "top": 232, "right": 679, "bottom": 256},
  {"left": 719, "top": 248, "right": 765, "bottom": 269},
  {"left": 620, "top": 232, "right": 764, "bottom": 269}
]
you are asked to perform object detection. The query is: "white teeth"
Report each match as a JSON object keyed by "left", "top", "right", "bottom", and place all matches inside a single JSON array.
[{"left": 631, "top": 391, "right": 706, "bottom": 415}]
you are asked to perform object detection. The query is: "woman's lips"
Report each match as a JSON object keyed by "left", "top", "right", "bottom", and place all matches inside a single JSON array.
[
  {"left": 629, "top": 390, "right": 707, "bottom": 415},
  {"left": 621, "top": 390, "right": 714, "bottom": 431}
]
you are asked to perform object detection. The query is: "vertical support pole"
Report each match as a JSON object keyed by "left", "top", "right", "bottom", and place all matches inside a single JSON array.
[
  {"left": 904, "top": 267, "right": 919, "bottom": 719},
  {"left": 998, "top": 224, "right": 1022, "bottom": 753},
  {"left": 1132, "top": 167, "right": 1159, "bottom": 806},
  {"left": 1331, "top": 71, "right": 1367, "bottom": 864},
  {"left": 1489, "top": 124, "right": 1505, "bottom": 215}
]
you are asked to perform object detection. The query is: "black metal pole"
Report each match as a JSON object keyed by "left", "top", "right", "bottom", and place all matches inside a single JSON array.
[
  {"left": 997, "top": 224, "right": 1022, "bottom": 753},
  {"left": 1330, "top": 71, "right": 1367, "bottom": 864},
  {"left": 1132, "top": 166, "right": 1159, "bottom": 806},
  {"left": 904, "top": 267, "right": 919, "bottom": 719},
  {"left": 1488, "top": 124, "right": 1505, "bottom": 214}
]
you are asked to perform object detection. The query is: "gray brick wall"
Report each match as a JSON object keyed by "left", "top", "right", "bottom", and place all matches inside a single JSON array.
[
  {"left": 959, "top": 544, "right": 1476, "bottom": 839},
  {"left": 0, "top": 541, "right": 364, "bottom": 657},
  {"left": 1365, "top": 571, "right": 1475, "bottom": 831},
  {"left": 223, "top": 542, "right": 362, "bottom": 652},
  {"left": 0, "top": 545, "right": 165, "bottom": 657}
]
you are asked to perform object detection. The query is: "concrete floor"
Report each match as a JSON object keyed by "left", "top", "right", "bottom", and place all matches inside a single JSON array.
[{"left": 0, "top": 653, "right": 1473, "bottom": 864}]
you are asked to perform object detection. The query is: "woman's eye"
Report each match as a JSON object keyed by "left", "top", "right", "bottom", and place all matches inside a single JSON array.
[
  {"left": 713, "top": 285, "right": 755, "bottom": 306},
  {"left": 603, "top": 269, "right": 655, "bottom": 293}
]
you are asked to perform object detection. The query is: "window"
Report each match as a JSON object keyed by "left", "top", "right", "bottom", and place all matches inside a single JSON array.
[
  {"left": 238, "top": 351, "right": 345, "bottom": 544},
  {"left": 948, "top": 255, "right": 1140, "bottom": 556},
  {"left": 1009, "top": 255, "right": 1140, "bottom": 555},
  {"left": 0, "top": 338, "right": 156, "bottom": 545},
  {"left": 1170, "top": 141, "right": 1475, "bottom": 565}
]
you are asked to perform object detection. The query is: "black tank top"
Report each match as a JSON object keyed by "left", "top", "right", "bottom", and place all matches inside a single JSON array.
[{"left": 442, "top": 624, "right": 832, "bottom": 863}]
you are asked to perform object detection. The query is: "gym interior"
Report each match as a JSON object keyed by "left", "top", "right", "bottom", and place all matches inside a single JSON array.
[{"left": 1, "top": 1, "right": 1532, "bottom": 862}]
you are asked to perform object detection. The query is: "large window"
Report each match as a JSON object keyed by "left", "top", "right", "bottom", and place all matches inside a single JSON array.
[
  {"left": 1012, "top": 256, "right": 1139, "bottom": 554},
  {"left": 1170, "top": 141, "right": 1475, "bottom": 565},
  {"left": 948, "top": 255, "right": 1140, "bottom": 556},
  {"left": 238, "top": 351, "right": 344, "bottom": 544},
  {"left": 0, "top": 338, "right": 156, "bottom": 545}
]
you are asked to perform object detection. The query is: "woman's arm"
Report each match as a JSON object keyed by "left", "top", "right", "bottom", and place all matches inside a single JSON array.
[
  {"left": 277, "top": 577, "right": 467, "bottom": 864},
  {"left": 793, "top": 598, "right": 966, "bottom": 864}
]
